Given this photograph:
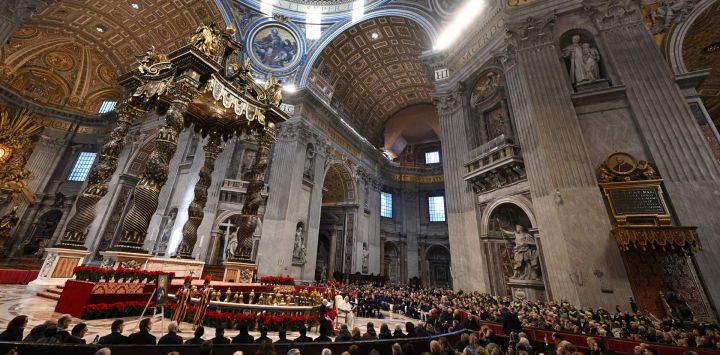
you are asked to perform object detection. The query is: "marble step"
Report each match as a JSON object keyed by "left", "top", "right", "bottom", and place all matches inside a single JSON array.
[{"left": 36, "top": 285, "right": 63, "bottom": 301}]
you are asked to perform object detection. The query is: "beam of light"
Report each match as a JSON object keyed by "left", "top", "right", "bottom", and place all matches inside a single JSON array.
[
  {"left": 306, "top": 9, "right": 323, "bottom": 40},
  {"left": 352, "top": 0, "right": 365, "bottom": 23},
  {"left": 260, "top": 0, "right": 275, "bottom": 16},
  {"left": 433, "top": 0, "right": 486, "bottom": 50}
]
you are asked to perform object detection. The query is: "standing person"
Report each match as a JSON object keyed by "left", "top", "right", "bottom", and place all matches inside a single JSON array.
[
  {"left": 0, "top": 315, "right": 27, "bottom": 341},
  {"left": 172, "top": 276, "right": 194, "bottom": 326},
  {"left": 193, "top": 277, "right": 213, "bottom": 329}
]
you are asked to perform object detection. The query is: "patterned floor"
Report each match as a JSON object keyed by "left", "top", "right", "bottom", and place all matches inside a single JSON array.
[{"left": 0, "top": 285, "right": 414, "bottom": 342}]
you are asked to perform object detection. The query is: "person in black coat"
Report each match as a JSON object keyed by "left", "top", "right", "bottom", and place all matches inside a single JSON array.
[
  {"left": 158, "top": 321, "right": 183, "bottom": 344},
  {"left": 186, "top": 326, "right": 205, "bottom": 344},
  {"left": 99, "top": 319, "right": 128, "bottom": 345},
  {"left": 0, "top": 315, "right": 27, "bottom": 342},
  {"left": 335, "top": 325, "right": 352, "bottom": 342},
  {"left": 128, "top": 318, "right": 156, "bottom": 345},
  {"left": 379, "top": 323, "right": 393, "bottom": 340},
  {"left": 502, "top": 308, "right": 523, "bottom": 335},
  {"left": 392, "top": 325, "right": 405, "bottom": 339},
  {"left": 231, "top": 322, "right": 254, "bottom": 343},
  {"left": 255, "top": 326, "right": 271, "bottom": 343},
  {"left": 314, "top": 324, "right": 332, "bottom": 342},
  {"left": 211, "top": 326, "right": 230, "bottom": 345},
  {"left": 55, "top": 314, "right": 72, "bottom": 342},
  {"left": 275, "top": 329, "right": 293, "bottom": 344},
  {"left": 63, "top": 323, "right": 88, "bottom": 344},
  {"left": 293, "top": 325, "right": 313, "bottom": 343},
  {"left": 23, "top": 320, "right": 55, "bottom": 342}
]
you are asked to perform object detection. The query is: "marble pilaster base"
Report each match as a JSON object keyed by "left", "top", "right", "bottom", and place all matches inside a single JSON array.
[
  {"left": 28, "top": 248, "right": 89, "bottom": 290},
  {"left": 223, "top": 261, "right": 256, "bottom": 283},
  {"left": 508, "top": 278, "right": 546, "bottom": 302},
  {"left": 99, "top": 250, "right": 152, "bottom": 270},
  {"left": 575, "top": 79, "right": 611, "bottom": 93},
  {"left": 146, "top": 257, "right": 205, "bottom": 278}
]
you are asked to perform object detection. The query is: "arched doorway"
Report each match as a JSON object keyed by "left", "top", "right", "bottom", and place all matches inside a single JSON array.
[
  {"left": 384, "top": 241, "right": 401, "bottom": 284},
  {"left": 315, "top": 232, "right": 330, "bottom": 281},
  {"left": 427, "top": 246, "right": 451, "bottom": 288},
  {"left": 317, "top": 163, "right": 356, "bottom": 279}
]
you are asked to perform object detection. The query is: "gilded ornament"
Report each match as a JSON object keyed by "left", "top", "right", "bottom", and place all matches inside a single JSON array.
[
  {"left": 135, "top": 46, "right": 172, "bottom": 75},
  {"left": 191, "top": 22, "right": 221, "bottom": 57},
  {"left": 0, "top": 106, "right": 41, "bottom": 204},
  {"left": 45, "top": 51, "right": 74, "bottom": 71}
]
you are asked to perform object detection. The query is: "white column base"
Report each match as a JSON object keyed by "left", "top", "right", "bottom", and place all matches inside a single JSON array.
[{"left": 28, "top": 248, "right": 89, "bottom": 291}]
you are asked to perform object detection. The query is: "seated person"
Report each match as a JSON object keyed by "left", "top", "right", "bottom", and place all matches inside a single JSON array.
[
  {"left": 128, "top": 318, "right": 156, "bottom": 344},
  {"left": 211, "top": 326, "right": 230, "bottom": 344},
  {"left": 294, "top": 325, "right": 313, "bottom": 343},
  {"left": 99, "top": 319, "right": 128, "bottom": 345},
  {"left": 231, "top": 322, "right": 254, "bottom": 343},
  {"left": 185, "top": 326, "right": 205, "bottom": 344},
  {"left": 255, "top": 326, "right": 271, "bottom": 343},
  {"left": 275, "top": 329, "right": 292, "bottom": 343},
  {"left": 158, "top": 321, "right": 183, "bottom": 344},
  {"left": 314, "top": 324, "right": 332, "bottom": 342},
  {"left": 63, "top": 323, "right": 88, "bottom": 344}
]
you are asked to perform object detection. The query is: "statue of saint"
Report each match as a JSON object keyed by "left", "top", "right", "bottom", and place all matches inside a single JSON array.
[
  {"left": 292, "top": 224, "right": 306, "bottom": 263},
  {"left": 501, "top": 225, "right": 541, "bottom": 280},
  {"left": 361, "top": 242, "right": 370, "bottom": 274},
  {"left": 563, "top": 35, "right": 602, "bottom": 85}
]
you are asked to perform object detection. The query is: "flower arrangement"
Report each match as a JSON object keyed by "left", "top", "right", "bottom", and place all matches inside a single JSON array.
[
  {"left": 202, "top": 307, "right": 317, "bottom": 331},
  {"left": 72, "top": 266, "right": 174, "bottom": 283},
  {"left": 81, "top": 301, "right": 155, "bottom": 320},
  {"left": 259, "top": 275, "right": 295, "bottom": 286}
]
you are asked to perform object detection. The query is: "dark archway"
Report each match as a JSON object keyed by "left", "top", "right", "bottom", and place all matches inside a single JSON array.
[{"left": 427, "top": 245, "right": 451, "bottom": 288}]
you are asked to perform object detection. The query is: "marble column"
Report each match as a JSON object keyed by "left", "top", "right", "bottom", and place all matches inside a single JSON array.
[
  {"left": 0, "top": 0, "right": 55, "bottom": 46},
  {"left": 501, "top": 14, "right": 632, "bottom": 308},
  {"left": 402, "top": 184, "right": 420, "bottom": 279},
  {"left": 591, "top": 4, "right": 720, "bottom": 309},
  {"left": 113, "top": 98, "right": 189, "bottom": 253},
  {"left": 434, "top": 88, "right": 489, "bottom": 292},
  {"left": 177, "top": 130, "right": 224, "bottom": 258}
]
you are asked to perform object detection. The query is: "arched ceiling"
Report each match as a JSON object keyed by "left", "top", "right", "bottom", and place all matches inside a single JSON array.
[
  {"left": 0, "top": 0, "right": 225, "bottom": 117},
  {"left": 309, "top": 16, "right": 433, "bottom": 146},
  {"left": 683, "top": 0, "right": 720, "bottom": 124}
]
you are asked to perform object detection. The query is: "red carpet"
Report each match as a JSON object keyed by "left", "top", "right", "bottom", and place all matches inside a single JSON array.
[{"left": 0, "top": 269, "right": 39, "bottom": 284}]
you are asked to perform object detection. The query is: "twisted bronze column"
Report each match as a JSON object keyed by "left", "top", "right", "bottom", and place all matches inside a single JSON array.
[
  {"left": 231, "top": 123, "right": 276, "bottom": 262},
  {"left": 56, "top": 103, "right": 144, "bottom": 249},
  {"left": 112, "top": 92, "right": 191, "bottom": 253},
  {"left": 176, "top": 130, "right": 224, "bottom": 258}
]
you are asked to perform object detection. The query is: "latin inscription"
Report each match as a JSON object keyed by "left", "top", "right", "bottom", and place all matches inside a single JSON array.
[{"left": 608, "top": 187, "right": 666, "bottom": 215}]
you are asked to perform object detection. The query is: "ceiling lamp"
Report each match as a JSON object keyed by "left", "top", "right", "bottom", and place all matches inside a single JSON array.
[
  {"left": 371, "top": 32, "right": 379, "bottom": 40},
  {"left": 433, "top": 0, "right": 486, "bottom": 50},
  {"left": 95, "top": 24, "right": 107, "bottom": 33},
  {"left": 131, "top": 3, "right": 140, "bottom": 9}
]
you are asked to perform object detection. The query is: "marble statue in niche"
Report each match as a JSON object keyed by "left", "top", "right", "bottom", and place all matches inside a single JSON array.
[
  {"left": 563, "top": 34, "right": 602, "bottom": 85},
  {"left": 292, "top": 222, "right": 306, "bottom": 265},
  {"left": 303, "top": 143, "right": 315, "bottom": 181},
  {"left": 361, "top": 242, "right": 370, "bottom": 274},
  {"left": 501, "top": 225, "right": 540, "bottom": 280}
]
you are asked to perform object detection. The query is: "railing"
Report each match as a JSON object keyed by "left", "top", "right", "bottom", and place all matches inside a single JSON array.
[
  {"left": 219, "top": 179, "right": 269, "bottom": 203},
  {"left": 463, "top": 136, "right": 525, "bottom": 192}
]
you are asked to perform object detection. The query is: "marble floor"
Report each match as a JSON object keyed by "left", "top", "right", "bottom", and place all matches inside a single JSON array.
[{"left": 0, "top": 285, "right": 415, "bottom": 343}]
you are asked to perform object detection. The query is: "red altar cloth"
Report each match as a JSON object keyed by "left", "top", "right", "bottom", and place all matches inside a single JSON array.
[
  {"left": 55, "top": 280, "right": 156, "bottom": 318},
  {"left": 0, "top": 269, "right": 40, "bottom": 285},
  {"left": 55, "top": 280, "right": 95, "bottom": 317},
  {"left": 0, "top": 269, "right": 39, "bottom": 284}
]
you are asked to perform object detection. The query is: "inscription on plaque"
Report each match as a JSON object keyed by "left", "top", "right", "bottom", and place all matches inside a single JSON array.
[{"left": 608, "top": 187, "right": 666, "bottom": 215}]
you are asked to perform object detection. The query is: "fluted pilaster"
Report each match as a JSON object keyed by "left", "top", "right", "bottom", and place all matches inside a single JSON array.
[{"left": 177, "top": 130, "right": 224, "bottom": 258}]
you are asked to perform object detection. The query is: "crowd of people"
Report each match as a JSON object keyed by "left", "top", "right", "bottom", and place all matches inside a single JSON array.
[
  {"left": 332, "top": 284, "right": 720, "bottom": 351},
  {"left": 1, "top": 283, "right": 719, "bottom": 355}
]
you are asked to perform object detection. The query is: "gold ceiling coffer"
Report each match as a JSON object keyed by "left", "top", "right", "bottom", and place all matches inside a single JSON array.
[{"left": 597, "top": 152, "right": 700, "bottom": 252}]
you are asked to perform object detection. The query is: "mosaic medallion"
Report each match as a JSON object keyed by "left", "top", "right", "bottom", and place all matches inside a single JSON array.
[
  {"left": 44, "top": 51, "right": 74, "bottom": 71},
  {"left": 249, "top": 24, "right": 301, "bottom": 71}
]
